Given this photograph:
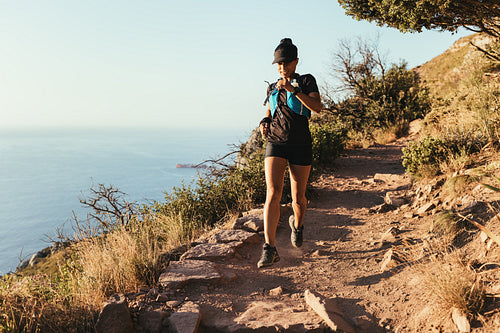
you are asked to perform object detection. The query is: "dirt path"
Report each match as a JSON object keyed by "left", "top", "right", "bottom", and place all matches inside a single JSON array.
[{"left": 180, "top": 138, "right": 430, "bottom": 332}]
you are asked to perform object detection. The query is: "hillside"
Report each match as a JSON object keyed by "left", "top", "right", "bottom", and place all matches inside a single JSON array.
[
  {"left": 93, "top": 33, "right": 500, "bottom": 332},
  {"left": 5, "top": 33, "right": 500, "bottom": 332}
]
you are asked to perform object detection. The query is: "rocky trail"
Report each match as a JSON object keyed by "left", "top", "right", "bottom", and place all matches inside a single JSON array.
[{"left": 96, "top": 133, "right": 495, "bottom": 332}]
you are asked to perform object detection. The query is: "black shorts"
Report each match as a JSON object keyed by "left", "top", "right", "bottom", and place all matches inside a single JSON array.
[{"left": 265, "top": 142, "right": 312, "bottom": 166}]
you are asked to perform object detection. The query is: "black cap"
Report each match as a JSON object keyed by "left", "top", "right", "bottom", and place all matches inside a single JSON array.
[{"left": 272, "top": 38, "right": 298, "bottom": 64}]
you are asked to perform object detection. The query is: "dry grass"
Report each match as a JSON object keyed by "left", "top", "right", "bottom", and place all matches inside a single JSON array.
[
  {"left": 0, "top": 209, "right": 212, "bottom": 331},
  {"left": 0, "top": 274, "right": 96, "bottom": 332},
  {"left": 373, "top": 128, "right": 397, "bottom": 145},
  {"left": 67, "top": 211, "right": 206, "bottom": 307},
  {"left": 409, "top": 246, "right": 487, "bottom": 328},
  {"left": 431, "top": 210, "right": 467, "bottom": 237}
]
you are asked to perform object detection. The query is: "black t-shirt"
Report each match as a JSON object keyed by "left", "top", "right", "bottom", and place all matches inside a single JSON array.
[{"left": 266, "top": 73, "right": 319, "bottom": 145}]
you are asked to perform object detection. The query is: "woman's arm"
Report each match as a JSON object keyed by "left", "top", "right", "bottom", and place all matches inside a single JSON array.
[
  {"left": 277, "top": 78, "right": 322, "bottom": 113},
  {"left": 260, "top": 106, "right": 272, "bottom": 137},
  {"left": 294, "top": 91, "right": 321, "bottom": 113}
]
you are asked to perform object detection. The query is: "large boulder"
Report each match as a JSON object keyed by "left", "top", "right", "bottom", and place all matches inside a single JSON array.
[
  {"left": 158, "top": 260, "right": 222, "bottom": 289},
  {"left": 95, "top": 293, "right": 134, "bottom": 333}
]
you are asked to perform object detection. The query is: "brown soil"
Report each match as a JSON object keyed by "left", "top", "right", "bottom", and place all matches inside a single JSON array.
[{"left": 171, "top": 137, "right": 500, "bottom": 332}]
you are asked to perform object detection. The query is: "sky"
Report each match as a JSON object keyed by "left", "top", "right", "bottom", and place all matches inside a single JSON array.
[{"left": 0, "top": 1, "right": 472, "bottom": 132}]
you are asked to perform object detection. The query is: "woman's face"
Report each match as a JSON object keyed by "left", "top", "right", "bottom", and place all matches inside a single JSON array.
[{"left": 276, "top": 58, "right": 298, "bottom": 79}]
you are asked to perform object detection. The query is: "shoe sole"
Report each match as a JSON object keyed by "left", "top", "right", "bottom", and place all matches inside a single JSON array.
[
  {"left": 257, "top": 256, "right": 280, "bottom": 268},
  {"left": 289, "top": 216, "right": 303, "bottom": 248}
]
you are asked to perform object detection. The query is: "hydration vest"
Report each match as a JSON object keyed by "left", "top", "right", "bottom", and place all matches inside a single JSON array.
[{"left": 267, "top": 80, "right": 311, "bottom": 118}]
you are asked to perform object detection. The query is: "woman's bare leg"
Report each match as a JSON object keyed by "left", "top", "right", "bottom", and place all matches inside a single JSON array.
[
  {"left": 263, "top": 156, "right": 288, "bottom": 246},
  {"left": 289, "top": 163, "right": 311, "bottom": 228}
]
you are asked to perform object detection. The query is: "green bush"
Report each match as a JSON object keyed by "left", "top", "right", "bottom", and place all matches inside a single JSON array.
[
  {"left": 310, "top": 121, "right": 347, "bottom": 166},
  {"left": 325, "top": 55, "right": 430, "bottom": 144},
  {"left": 402, "top": 130, "right": 488, "bottom": 177},
  {"left": 402, "top": 136, "right": 447, "bottom": 177},
  {"left": 151, "top": 148, "right": 266, "bottom": 228}
]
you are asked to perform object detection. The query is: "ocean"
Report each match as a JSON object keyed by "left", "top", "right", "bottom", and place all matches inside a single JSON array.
[{"left": 0, "top": 128, "right": 249, "bottom": 274}]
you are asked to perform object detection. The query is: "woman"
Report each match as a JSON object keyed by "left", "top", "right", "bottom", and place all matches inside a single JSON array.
[{"left": 257, "top": 38, "right": 322, "bottom": 268}]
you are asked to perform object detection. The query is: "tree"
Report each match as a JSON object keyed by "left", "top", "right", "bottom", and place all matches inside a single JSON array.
[
  {"left": 324, "top": 37, "right": 430, "bottom": 136},
  {"left": 337, "top": 0, "right": 500, "bottom": 38}
]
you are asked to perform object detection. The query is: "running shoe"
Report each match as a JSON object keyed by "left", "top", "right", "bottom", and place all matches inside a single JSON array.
[
  {"left": 289, "top": 215, "right": 303, "bottom": 248},
  {"left": 257, "top": 243, "right": 280, "bottom": 268}
]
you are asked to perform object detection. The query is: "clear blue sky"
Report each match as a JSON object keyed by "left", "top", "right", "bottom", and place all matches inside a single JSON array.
[{"left": 0, "top": 1, "right": 471, "bottom": 131}]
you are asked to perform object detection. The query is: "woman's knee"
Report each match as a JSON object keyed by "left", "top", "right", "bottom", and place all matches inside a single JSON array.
[
  {"left": 266, "top": 188, "right": 283, "bottom": 204},
  {"left": 291, "top": 194, "right": 307, "bottom": 208}
]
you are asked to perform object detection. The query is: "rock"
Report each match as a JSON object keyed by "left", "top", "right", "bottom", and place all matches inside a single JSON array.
[
  {"left": 404, "top": 211, "right": 416, "bottom": 219},
  {"left": 380, "top": 248, "right": 401, "bottom": 272},
  {"left": 180, "top": 242, "right": 243, "bottom": 261},
  {"left": 95, "top": 293, "right": 134, "bottom": 333},
  {"left": 243, "top": 219, "right": 264, "bottom": 232},
  {"left": 17, "top": 259, "right": 29, "bottom": 270},
  {"left": 236, "top": 128, "right": 264, "bottom": 168},
  {"left": 353, "top": 315, "right": 384, "bottom": 332},
  {"left": 417, "top": 202, "right": 436, "bottom": 216},
  {"left": 156, "top": 292, "right": 169, "bottom": 303},
  {"left": 480, "top": 231, "right": 489, "bottom": 243},
  {"left": 158, "top": 260, "right": 222, "bottom": 289},
  {"left": 28, "top": 252, "right": 43, "bottom": 267},
  {"left": 385, "top": 192, "right": 406, "bottom": 207},
  {"left": 168, "top": 302, "right": 201, "bottom": 333},
  {"left": 233, "top": 210, "right": 264, "bottom": 231},
  {"left": 233, "top": 301, "right": 324, "bottom": 332},
  {"left": 408, "top": 119, "right": 423, "bottom": 136},
  {"left": 381, "top": 227, "right": 401, "bottom": 244},
  {"left": 166, "top": 300, "right": 183, "bottom": 308},
  {"left": 451, "top": 307, "right": 470, "bottom": 332},
  {"left": 51, "top": 241, "right": 65, "bottom": 254},
  {"left": 208, "top": 229, "right": 260, "bottom": 244},
  {"left": 373, "top": 173, "right": 401, "bottom": 184},
  {"left": 269, "top": 286, "right": 283, "bottom": 296},
  {"left": 138, "top": 310, "right": 166, "bottom": 333},
  {"left": 304, "top": 289, "right": 356, "bottom": 333},
  {"left": 311, "top": 249, "right": 330, "bottom": 257},
  {"left": 460, "top": 195, "right": 478, "bottom": 211},
  {"left": 221, "top": 269, "right": 238, "bottom": 282},
  {"left": 369, "top": 203, "right": 395, "bottom": 213},
  {"left": 147, "top": 288, "right": 159, "bottom": 298},
  {"left": 486, "top": 239, "right": 494, "bottom": 251}
]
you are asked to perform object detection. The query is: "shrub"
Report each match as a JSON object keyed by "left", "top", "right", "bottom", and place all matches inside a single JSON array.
[
  {"left": 402, "top": 136, "right": 446, "bottom": 177},
  {"left": 431, "top": 210, "right": 467, "bottom": 237},
  {"left": 324, "top": 37, "right": 431, "bottom": 145},
  {"left": 402, "top": 130, "right": 489, "bottom": 178},
  {"left": 0, "top": 274, "right": 96, "bottom": 332},
  {"left": 152, "top": 147, "right": 266, "bottom": 229},
  {"left": 421, "top": 252, "right": 486, "bottom": 318},
  {"left": 310, "top": 121, "right": 347, "bottom": 167}
]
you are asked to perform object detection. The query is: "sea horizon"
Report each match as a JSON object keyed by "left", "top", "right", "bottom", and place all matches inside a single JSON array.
[{"left": 0, "top": 126, "right": 251, "bottom": 273}]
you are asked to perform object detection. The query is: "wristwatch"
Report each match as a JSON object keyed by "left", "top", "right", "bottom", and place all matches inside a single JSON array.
[{"left": 292, "top": 86, "right": 302, "bottom": 95}]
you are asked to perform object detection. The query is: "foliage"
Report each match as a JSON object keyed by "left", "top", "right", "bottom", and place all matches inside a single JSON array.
[
  {"left": 431, "top": 210, "right": 467, "bottom": 237},
  {"left": 422, "top": 251, "right": 486, "bottom": 318},
  {"left": 78, "top": 183, "right": 137, "bottom": 232},
  {"left": 0, "top": 273, "right": 96, "bottom": 332},
  {"left": 151, "top": 149, "right": 265, "bottom": 230},
  {"left": 310, "top": 121, "right": 347, "bottom": 166},
  {"left": 337, "top": 0, "right": 500, "bottom": 38},
  {"left": 402, "top": 129, "right": 488, "bottom": 178},
  {"left": 402, "top": 136, "right": 446, "bottom": 177},
  {"left": 324, "top": 37, "right": 430, "bottom": 144}
]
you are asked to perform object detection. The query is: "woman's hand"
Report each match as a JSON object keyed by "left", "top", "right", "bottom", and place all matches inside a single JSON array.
[
  {"left": 277, "top": 78, "right": 294, "bottom": 93},
  {"left": 260, "top": 122, "right": 269, "bottom": 137}
]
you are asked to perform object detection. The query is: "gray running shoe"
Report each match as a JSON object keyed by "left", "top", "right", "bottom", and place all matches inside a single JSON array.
[
  {"left": 289, "top": 215, "right": 303, "bottom": 248},
  {"left": 257, "top": 243, "right": 280, "bottom": 268}
]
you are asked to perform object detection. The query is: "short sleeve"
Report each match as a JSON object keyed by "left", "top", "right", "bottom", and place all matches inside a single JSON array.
[{"left": 300, "top": 74, "right": 319, "bottom": 95}]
